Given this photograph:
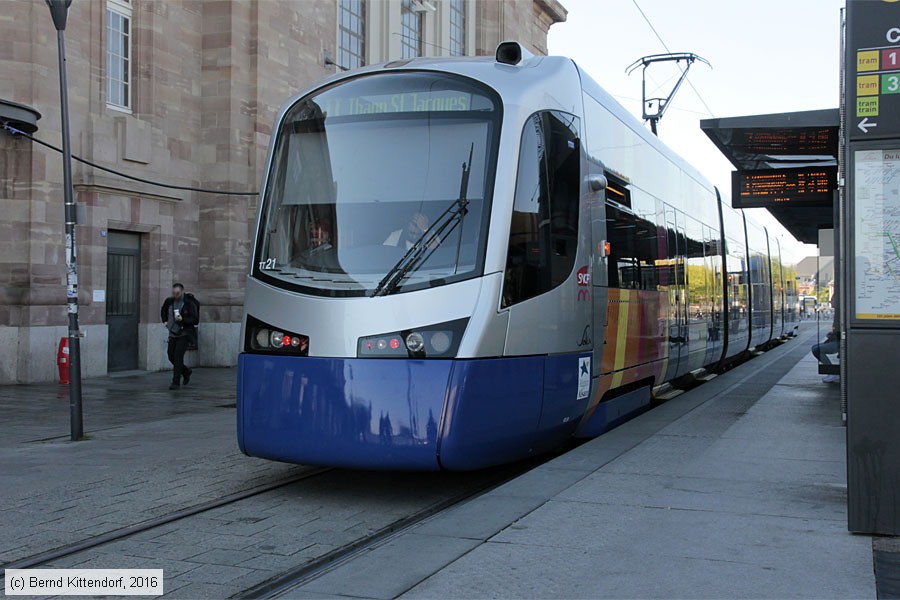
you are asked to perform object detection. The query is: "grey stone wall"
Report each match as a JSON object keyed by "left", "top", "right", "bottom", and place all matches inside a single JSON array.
[{"left": 476, "top": 0, "right": 566, "bottom": 57}]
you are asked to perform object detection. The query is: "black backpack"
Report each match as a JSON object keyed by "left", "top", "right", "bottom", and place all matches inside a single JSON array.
[
  {"left": 185, "top": 293, "right": 201, "bottom": 324},
  {"left": 184, "top": 293, "right": 200, "bottom": 349}
]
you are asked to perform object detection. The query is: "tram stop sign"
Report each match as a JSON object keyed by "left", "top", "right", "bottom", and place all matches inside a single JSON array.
[
  {"left": 847, "top": 0, "right": 900, "bottom": 140},
  {"left": 845, "top": 0, "right": 900, "bottom": 537}
]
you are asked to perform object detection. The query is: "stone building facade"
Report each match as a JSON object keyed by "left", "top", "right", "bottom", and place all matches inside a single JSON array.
[{"left": 0, "top": 0, "right": 566, "bottom": 383}]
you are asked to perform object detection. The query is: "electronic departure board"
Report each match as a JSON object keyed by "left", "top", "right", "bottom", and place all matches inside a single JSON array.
[
  {"left": 731, "top": 166, "right": 837, "bottom": 209},
  {"left": 728, "top": 127, "right": 837, "bottom": 156}
]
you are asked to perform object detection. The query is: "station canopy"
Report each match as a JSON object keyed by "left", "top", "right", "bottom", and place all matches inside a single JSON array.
[{"left": 700, "top": 108, "right": 839, "bottom": 244}]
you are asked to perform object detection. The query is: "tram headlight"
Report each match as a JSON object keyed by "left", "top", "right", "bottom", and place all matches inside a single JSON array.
[
  {"left": 405, "top": 332, "right": 425, "bottom": 353},
  {"left": 245, "top": 315, "right": 308, "bottom": 355},
  {"left": 357, "top": 318, "right": 468, "bottom": 359},
  {"left": 271, "top": 331, "right": 285, "bottom": 348}
]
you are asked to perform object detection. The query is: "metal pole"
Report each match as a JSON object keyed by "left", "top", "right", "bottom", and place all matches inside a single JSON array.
[
  {"left": 47, "top": 0, "right": 83, "bottom": 441},
  {"left": 838, "top": 7, "right": 848, "bottom": 424}
]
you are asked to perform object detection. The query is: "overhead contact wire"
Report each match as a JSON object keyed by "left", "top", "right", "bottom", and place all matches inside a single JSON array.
[
  {"left": 630, "top": 0, "right": 716, "bottom": 118},
  {"left": 2, "top": 123, "right": 259, "bottom": 196}
]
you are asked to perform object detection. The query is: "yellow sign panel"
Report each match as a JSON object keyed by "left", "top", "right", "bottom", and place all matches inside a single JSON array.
[
  {"left": 858, "top": 50, "right": 880, "bottom": 72},
  {"left": 857, "top": 75, "right": 880, "bottom": 96},
  {"left": 858, "top": 96, "right": 880, "bottom": 117},
  {"left": 856, "top": 313, "right": 900, "bottom": 320}
]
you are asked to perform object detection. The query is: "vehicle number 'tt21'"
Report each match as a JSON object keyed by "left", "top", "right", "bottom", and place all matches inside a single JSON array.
[{"left": 259, "top": 258, "right": 277, "bottom": 270}]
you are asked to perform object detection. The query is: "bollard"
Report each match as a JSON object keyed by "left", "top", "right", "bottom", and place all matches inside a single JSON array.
[{"left": 57, "top": 337, "right": 69, "bottom": 385}]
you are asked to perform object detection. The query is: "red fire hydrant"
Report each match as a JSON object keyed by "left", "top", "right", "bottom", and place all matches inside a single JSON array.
[{"left": 58, "top": 337, "right": 70, "bottom": 385}]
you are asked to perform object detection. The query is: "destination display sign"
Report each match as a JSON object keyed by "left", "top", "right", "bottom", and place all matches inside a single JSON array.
[
  {"left": 847, "top": 0, "right": 900, "bottom": 140},
  {"left": 731, "top": 166, "right": 837, "bottom": 209},
  {"left": 322, "top": 91, "right": 475, "bottom": 117}
]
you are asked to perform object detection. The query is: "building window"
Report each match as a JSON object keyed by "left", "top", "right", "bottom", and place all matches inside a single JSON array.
[
  {"left": 449, "top": 0, "right": 466, "bottom": 56},
  {"left": 502, "top": 111, "right": 581, "bottom": 308},
  {"left": 106, "top": 0, "right": 132, "bottom": 110},
  {"left": 400, "top": 0, "right": 424, "bottom": 59},
  {"left": 338, "top": 0, "right": 366, "bottom": 70}
]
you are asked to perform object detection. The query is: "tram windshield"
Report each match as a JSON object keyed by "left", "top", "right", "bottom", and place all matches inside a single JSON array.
[{"left": 255, "top": 72, "right": 502, "bottom": 296}]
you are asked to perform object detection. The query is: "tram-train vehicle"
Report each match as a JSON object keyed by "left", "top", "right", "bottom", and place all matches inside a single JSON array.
[{"left": 237, "top": 42, "right": 800, "bottom": 471}]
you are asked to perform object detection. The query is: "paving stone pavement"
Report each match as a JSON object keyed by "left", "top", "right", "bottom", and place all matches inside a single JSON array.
[
  {"left": 39, "top": 468, "right": 501, "bottom": 598},
  {"left": 0, "top": 368, "right": 308, "bottom": 566},
  {"left": 0, "top": 367, "right": 240, "bottom": 447}
]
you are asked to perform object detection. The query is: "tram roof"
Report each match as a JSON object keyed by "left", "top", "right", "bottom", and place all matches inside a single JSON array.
[{"left": 700, "top": 109, "right": 839, "bottom": 245}]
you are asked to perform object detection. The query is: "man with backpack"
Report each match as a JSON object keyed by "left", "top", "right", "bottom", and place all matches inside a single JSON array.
[{"left": 160, "top": 283, "right": 200, "bottom": 390}]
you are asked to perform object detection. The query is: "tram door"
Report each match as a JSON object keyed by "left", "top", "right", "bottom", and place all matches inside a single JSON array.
[
  {"left": 106, "top": 231, "right": 141, "bottom": 372},
  {"left": 588, "top": 171, "right": 607, "bottom": 377},
  {"left": 664, "top": 207, "right": 687, "bottom": 379}
]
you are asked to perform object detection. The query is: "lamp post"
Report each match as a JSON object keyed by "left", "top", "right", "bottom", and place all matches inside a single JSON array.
[{"left": 46, "top": 0, "right": 83, "bottom": 441}]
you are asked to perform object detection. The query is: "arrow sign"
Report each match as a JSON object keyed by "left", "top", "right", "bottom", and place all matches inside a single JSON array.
[{"left": 858, "top": 117, "right": 877, "bottom": 134}]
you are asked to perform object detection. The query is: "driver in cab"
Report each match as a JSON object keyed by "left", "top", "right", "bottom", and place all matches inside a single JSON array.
[{"left": 384, "top": 211, "right": 431, "bottom": 251}]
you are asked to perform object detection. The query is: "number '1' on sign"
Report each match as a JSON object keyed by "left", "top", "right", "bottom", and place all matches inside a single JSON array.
[{"left": 883, "top": 48, "right": 900, "bottom": 70}]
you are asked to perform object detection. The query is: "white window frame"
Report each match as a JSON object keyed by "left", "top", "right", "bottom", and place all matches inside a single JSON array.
[
  {"left": 106, "top": 0, "right": 132, "bottom": 112},
  {"left": 448, "top": 0, "right": 466, "bottom": 57},
  {"left": 400, "top": 0, "right": 424, "bottom": 59},
  {"left": 338, "top": 0, "right": 367, "bottom": 71}
]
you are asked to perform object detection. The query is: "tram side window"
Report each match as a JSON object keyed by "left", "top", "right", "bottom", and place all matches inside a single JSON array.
[
  {"left": 605, "top": 176, "right": 631, "bottom": 208},
  {"left": 605, "top": 202, "right": 658, "bottom": 290},
  {"left": 684, "top": 215, "right": 707, "bottom": 319},
  {"left": 502, "top": 111, "right": 580, "bottom": 307}
]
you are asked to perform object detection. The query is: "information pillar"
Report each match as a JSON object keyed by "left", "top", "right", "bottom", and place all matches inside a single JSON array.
[{"left": 845, "top": 0, "right": 900, "bottom": 535}]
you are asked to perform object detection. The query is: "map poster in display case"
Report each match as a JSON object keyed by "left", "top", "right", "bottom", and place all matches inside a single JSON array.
[{"left": 853, "top": 148, "right": 900, "bottom": 321}]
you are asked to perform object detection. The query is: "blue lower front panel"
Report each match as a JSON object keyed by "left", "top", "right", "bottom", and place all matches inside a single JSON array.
[
  {"left": 238, "top": 354, "right": 451, "bottom": 470},
  {"left": 437, "top": 356, "right": 544, "bottom": 470},
  {"left": 237, "top": 352, "right": 591, "bottom": 471}
]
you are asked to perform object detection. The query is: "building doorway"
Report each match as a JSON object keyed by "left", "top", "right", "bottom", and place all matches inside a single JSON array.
[{"left": 106, "top": 231, "right": 141, "bottom": 371}]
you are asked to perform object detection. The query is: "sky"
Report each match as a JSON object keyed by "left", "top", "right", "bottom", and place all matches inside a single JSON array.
[{"left": 547, "top": 0, "right": 845, "bottom": 264}]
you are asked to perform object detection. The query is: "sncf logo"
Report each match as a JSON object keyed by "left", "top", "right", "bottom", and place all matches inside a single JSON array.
[
  {"left": 576, "top": 266, "right": 591, "bottom": 302},
  {"left": 576, "top": 266, "right": 590, "bottom": 286}
]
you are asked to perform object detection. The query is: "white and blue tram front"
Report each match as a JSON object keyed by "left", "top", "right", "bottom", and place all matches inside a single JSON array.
[{"left": 238, "top": 54, "right": 595, "bottom": 470}]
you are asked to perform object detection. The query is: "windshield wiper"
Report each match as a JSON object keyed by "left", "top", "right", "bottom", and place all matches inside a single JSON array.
[
  {"left": 451, "top": 144, "right": 473, "bottom": 276},
  {"left": 371, "top": 144, "right": 474, "bottom": 297}
]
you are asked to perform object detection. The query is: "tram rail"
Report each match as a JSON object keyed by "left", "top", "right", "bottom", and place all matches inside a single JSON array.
[
  {"left": 236, "top": 459, "right": 546, "bottom": 599},
  {"left": 0, "top": 467, "right": 332, "bottom": 575}
]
